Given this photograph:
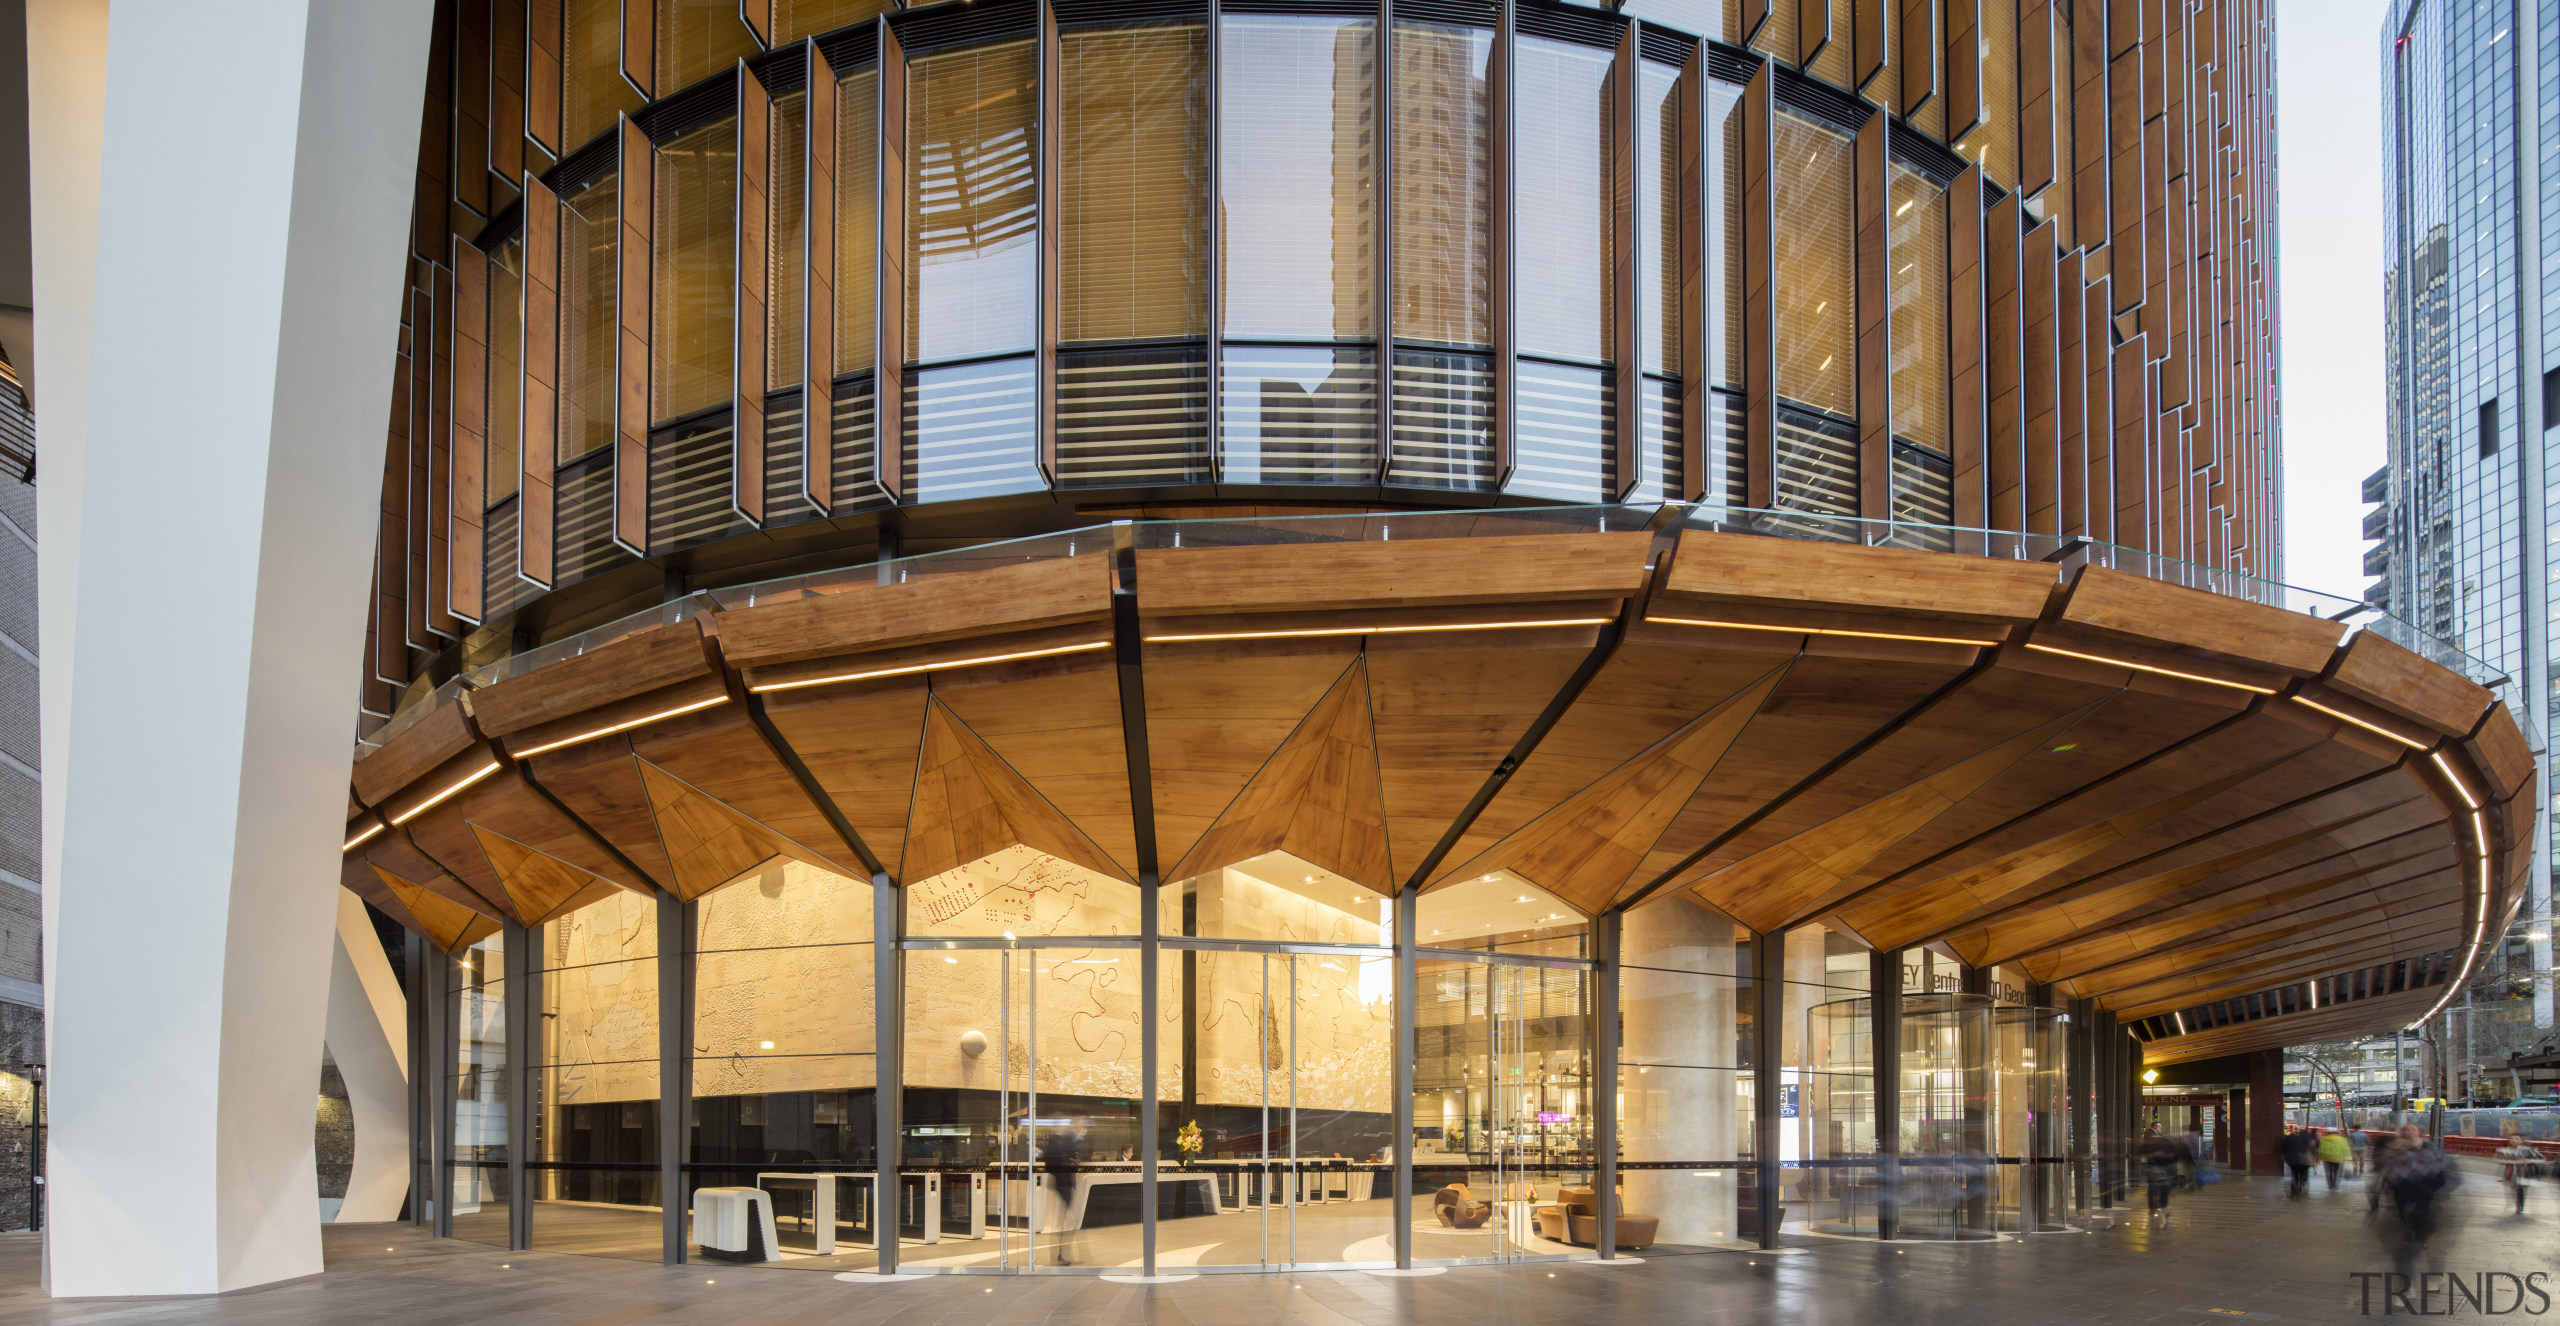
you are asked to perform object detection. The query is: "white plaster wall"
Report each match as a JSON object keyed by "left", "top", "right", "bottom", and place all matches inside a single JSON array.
[
  {"left": 42, "top": 0, "right": 430, "bottom": 1296},
  {"left": 327, "top": 892, "right": 407, "bottom": 1223}
]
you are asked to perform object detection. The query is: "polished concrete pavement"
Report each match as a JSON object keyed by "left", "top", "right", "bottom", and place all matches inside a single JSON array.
[{"left": 6, "top": 1162, "right": 2558, "bottom": 1323}]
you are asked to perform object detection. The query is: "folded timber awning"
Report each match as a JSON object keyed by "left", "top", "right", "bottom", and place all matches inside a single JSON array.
[{"left": 342, "top": 524, "right": 2535, "bottom": 1060}]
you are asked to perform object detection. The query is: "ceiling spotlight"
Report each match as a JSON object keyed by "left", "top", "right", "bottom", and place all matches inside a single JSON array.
[
  {"left": 1305, "top": 875, "right": 1317, "bottom": 883},
  {"left": 1515, "top": 895, "right": 1533, "bottom": 903}
]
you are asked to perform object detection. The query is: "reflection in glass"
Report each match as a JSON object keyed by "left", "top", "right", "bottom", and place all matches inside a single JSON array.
[
  {"left": 658, "top": 0, "right": 758, "bottom": 96},
  {"left": 1888, "top": 165, "right": 1950, "bottom": 452},
  {"left": 1220, "top": 16, "right": 1377, "bottom": 340},
  {"left": 1392, "top": 22, "right": 1492, "bottom": 348},
  {"left": 909, "top": 41, "right": 1037, "bottom": 363},
  {"left": 1640, "top": 59, "right": 1680, "bottom": 377},
  {"left": 1508, "top": 359, "right": 1614, "bottom": 502},
  {"left": 1386, "top": 350, "right": 1496, "bottom": 490},
  {"left": 1219, "top": 346, "right": 1378, "bottom": 483},
  {"left": 901, "top": 356, "right": 1044, "bottom": 504},
  {"left": 770, "top": 91, "right": 807, "bottom": 388}
]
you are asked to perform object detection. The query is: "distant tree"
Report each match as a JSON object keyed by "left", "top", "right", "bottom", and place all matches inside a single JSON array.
[{"left": 2294, "top": 1039, "right": 2371, "bottom": 1105}]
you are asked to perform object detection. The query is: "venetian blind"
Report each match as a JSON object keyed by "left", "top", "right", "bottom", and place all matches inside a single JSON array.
[
  {"left": 1641, "top": 60, "right": 1679, "bottom": 376},
  {"left": 772, "top": 91, "right": 807, "bottom": 387},
  {"left": 1061, "top": 25, "right": 1208, "bottom": 344},
  {"left": 1514, "top": 34, "right": 1613, "bottom": 364},
  {"left": 654, "top": 116, "right": 739, "bottom": 421},
  {"left": 559, "top": 172, "right": 620, "bottom": 461},
  {"left": 564, "top": 0, "right": 642, "bottom": 148},
  {"left": 1887, "top": 164, "right": 1950, "bottom": 452},
  {"left": 1220, "top": 15, "right": 1377, "bottom": 341},
  {"left": 1964, "top": 0, "right": 2020, "bottom": 188},
  {"left": 659, "top": 0, "right": 759, "bottom": 97},
  {"left": 1391, "top": 21, "right": 1492, "bottom": 348},
  {"left": 781, "top": 0, "right": 893, "bottom": 44},
  {"left": 1717, "top": 80, "right": 1741, "bottom": 388},
  {"left": 1773, "top": 111, "right": 1854, "bottom": 416},
  {"left": 834, "top": 68, "right": 880, "bottom": 377},
  {"left": 908, "top": 40, "right": 1038, "bottom": 363}
]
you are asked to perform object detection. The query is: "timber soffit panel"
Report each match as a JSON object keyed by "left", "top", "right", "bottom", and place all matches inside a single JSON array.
[{"left": 339, "top": 530, "right": 2530, "bottom": 1052}]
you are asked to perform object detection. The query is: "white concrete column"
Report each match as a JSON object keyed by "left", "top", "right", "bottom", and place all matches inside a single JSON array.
[
  {"left": 40, "top": 0, "right": 430, "bottom": 1296},
  {"left": 327, "top": 893, "right": 409, "bottom": 1224}
]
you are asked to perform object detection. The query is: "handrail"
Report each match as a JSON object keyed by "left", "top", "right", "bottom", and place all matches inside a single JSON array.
[{"left": 355, "top": 501, "right": 2536, "bottom": 759}]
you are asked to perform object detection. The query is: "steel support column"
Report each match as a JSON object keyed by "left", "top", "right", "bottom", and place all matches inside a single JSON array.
[
  {"left": 1751, "top": 931, "right": 1781, "bottom": 1248},
  {"left": 1393, "top": 886, "right": 1418, "bottom": 1268},
  {"left": 504, "top": 917, "right": 531, "bottom": 1250},
  {"left": 657, "top": 893, "right": 689, "bottom": 1264},
  {"left": 1596, "top": 908, "right": 1621, "bottom": 1256},
  {"left": 874, "top": 871, "right": 901, "bottom": 1272},
  {"left": 1869, "top": 947, "right": 1900, "bottom": 1240}
]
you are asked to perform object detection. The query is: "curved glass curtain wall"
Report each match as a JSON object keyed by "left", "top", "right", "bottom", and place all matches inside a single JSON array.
[
  {"left": 503, "top": 842, "right": 2100, "bottom": 1271},
  {"left": 489, "top": 7, "right": 1823, "bottom": 598}
]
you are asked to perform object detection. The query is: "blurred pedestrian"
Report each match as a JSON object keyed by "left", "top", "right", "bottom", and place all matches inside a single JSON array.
[
  {"left": 2386, "top": 1124, "right": 2454, "bottom": 1244},
  {"left": 2279, "top": 1126, "right": 2316, "bottom": 1199},
  {"left": 2497, "top": 1123, "right": 2541, "bottom": 1216},
  {"left": 2317, "top": 1128, "right": 2351, "bottom": 1192},
  {"left": 2350, "top": 1127, "right": 2370, "bottom": 1176},
  {"left": 2139, "top": 1127, "right": 2186, "bottom": 1226}
]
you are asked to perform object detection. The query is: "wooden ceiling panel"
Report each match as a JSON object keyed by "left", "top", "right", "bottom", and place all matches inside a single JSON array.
[
  {"left": 1367, "top": 629, "right": 1598, "bottom": 882},
  {"left": 759, "top": 676, "right": 929, "bottom": 876},
  {"left": 1428, "top": 643, "right": 1803, "bottom": 889},
  {"left": 1171, "top": 656, "right": 1394, "bottom": 891},
  {"left": 932, "top": 647, "right": 1137, "bottom": 876},
  {"left": 630, "top": 700, "right": 869, "bottom": 878},
  {"left": 1442, "top": 669, "right": 1782, "bottom": 916},
  {"left": 1144, "top": 639, "right": 1363, "bottom": 875},
  {"left": 1617, "top": 648, "right": 1980, "bottom": 896},
  {"left": 636, "top": 758, "right": 794, "bottom": 900},
  {"left": 469, "top": 823, "right": 627, "bottom": 925},
  {"left": 522, "top": 735, "right": 681, "bottom": 891},
  {"left": 903, "top": 698, "right": 1131, "bottom": 886}
]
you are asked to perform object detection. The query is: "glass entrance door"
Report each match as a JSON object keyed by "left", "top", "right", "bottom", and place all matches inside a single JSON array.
[
  {"left": 904, "top": 942, "right": 1146, "bottom": 1272},
  {"left": 1158, "top": 944, "right": 1396, "bottom": 1271},
  {"left": 1412, "top": 955, "right": 1595, "bottom": 1263}
]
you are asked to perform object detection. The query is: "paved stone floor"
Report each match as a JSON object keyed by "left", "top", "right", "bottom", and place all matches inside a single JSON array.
[{"left": 9, "top": 1161, "right": 2560, "bottom": 1323}]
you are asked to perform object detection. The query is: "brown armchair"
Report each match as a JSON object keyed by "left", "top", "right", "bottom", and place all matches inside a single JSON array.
[
  {"left": 1554, "top": 1186, "right": 1660, "bottom": 1250},
  {"left": 1433, "top": 1184, "right": 1493, "bottom": 1229}
]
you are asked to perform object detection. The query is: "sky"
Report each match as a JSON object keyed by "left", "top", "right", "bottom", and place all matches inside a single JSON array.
[{"left": 2275, "top": 0, "right": 2387, "bottom": 596}]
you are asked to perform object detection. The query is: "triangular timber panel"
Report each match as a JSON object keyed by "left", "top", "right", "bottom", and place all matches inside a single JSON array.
[
  {"left": 1366, "top": 631, "right": 1598, "bottom": 888},
  {"left": 934, "top": 647, "right": 1138, "bottom": 879},
  {"left": 1146, "top": 639, "right": 1363, "bottom": 878},
  {"left": 1168, "top": 655, "right": 1394, "bottom": 892},
  {"left": 759, "top": 676, "right": 930, "bottom": 882},
  {"left": 636, "top": 758, "right": 794, "bottom": 900},
  {"left": 1694, "top": 706, "right": 2097, "bottom": 932},
  {"left": 903, "top": 697, "right": 1132, "bottom": 886},
  {"left": 1840, "top": 761, "right": 2283, "bottom": 950},
  {"left": 1436, "top": 669, "right": 1784, "bottom": 918},
  {"left": 470, "top": 823, "right": 630, "bottom": 927},
  {"left": 375, "top": 866, "right": 500, "bottom": 951},
  {"left": 523, "top": 735, "right": 682, "bottom": 890}
]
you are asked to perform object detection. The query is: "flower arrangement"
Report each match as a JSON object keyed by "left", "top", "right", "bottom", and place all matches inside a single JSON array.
[{"left": 1176, "top": 1120, "right": 1203, "bottom": 1168}]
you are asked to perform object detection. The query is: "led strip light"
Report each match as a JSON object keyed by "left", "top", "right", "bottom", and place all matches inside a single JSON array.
[
  {"left": 510, "top": 693, "right": 732, "bottom": 758},
  {"left": 2020, "top": 642, "right": 2275, "bottom": 694},
  {"left": 342, "top": 822, "right": 384, "bottom": 852},
  {"left": 2292, "top": 695, "right": 2428, "bottom": 750},
  {"left": 1145, "top": 617, "right": 1612, "bottom": 644},
  {"left": 1647, "top": 616, "right": 1998, "bottom": 649},
  {"left": 389, "top": 760, "right": 501, "bottom": 825},
  {"left": 748, "top": 640, "right": 1112, "bottom": 694}
]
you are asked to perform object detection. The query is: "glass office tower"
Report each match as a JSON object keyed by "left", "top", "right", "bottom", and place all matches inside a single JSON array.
[{"left": 2370, "top": 0, "right": 2553, "bottom": 1027}]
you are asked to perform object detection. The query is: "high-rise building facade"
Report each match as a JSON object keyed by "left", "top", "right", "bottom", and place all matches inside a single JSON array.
[
  {"left": 25, "top": 0, "right": 2538, "bottom": 1300},
  {"left": 2367, "top": 0, "right": 2554, "bottom": 1026}
]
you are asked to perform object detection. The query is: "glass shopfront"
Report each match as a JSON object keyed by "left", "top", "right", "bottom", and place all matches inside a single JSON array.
[{"left": 446, "top": 852, "right": 2100, "bottom": 1272}]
